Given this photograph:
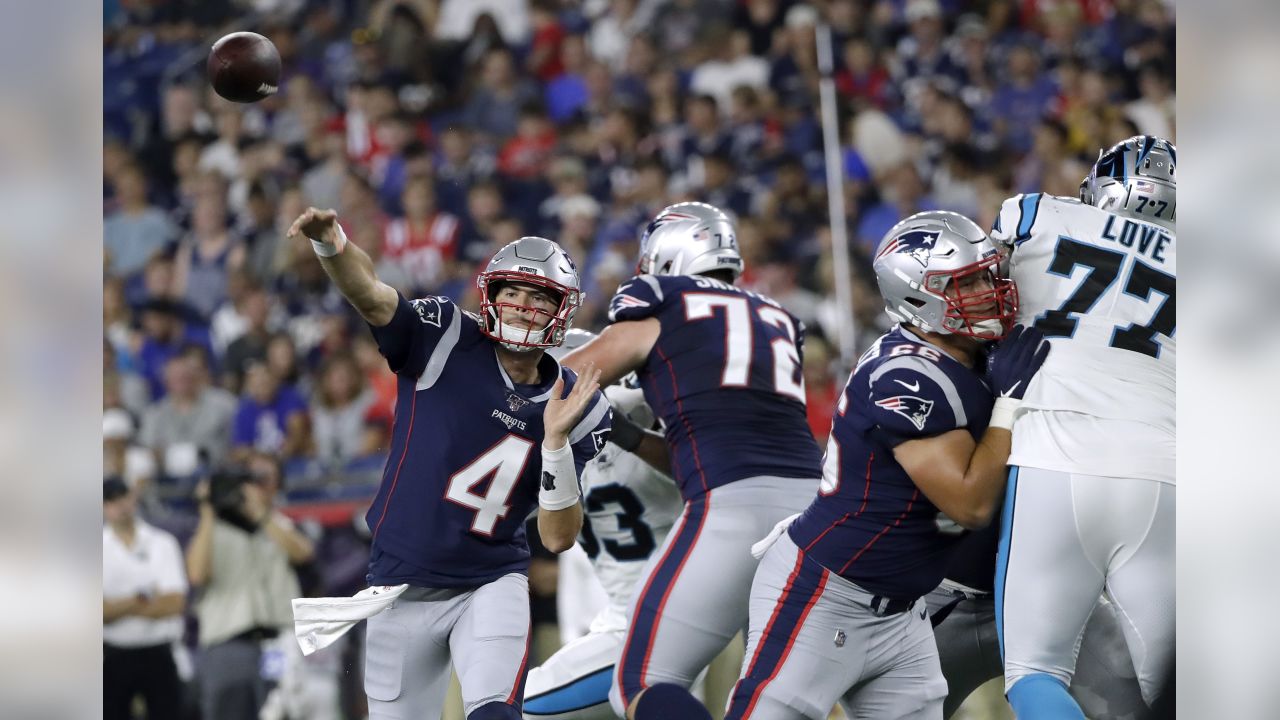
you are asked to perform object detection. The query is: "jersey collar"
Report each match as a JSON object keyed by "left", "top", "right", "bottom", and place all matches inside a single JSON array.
[{"left": 492, "top": 347, "right": 561, "bottom": 403}]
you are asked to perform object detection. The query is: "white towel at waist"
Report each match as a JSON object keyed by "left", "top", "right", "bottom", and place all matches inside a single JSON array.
[
  {"left": 751, "top": 513, "right": 801, "bottom": 559},
  {"left": 291, "top": 584, "right": 409, "bottom": 656}
]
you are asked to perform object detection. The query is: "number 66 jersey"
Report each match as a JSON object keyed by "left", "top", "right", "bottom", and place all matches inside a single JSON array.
[{"left": 991, "top": 193, "right": 1175, "bottom": 484}]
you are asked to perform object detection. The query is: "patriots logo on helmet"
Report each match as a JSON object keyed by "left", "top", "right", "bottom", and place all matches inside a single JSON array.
[
  {"left": 874, "top": 395, "right": 935, "bottom": 431},
  {"left": 877, "top": 230, "right": 940, "bottom": 268}
]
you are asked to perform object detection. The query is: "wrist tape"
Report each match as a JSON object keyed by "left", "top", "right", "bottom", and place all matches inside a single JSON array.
[
  {"left": 538, "top": 442, "right": 580, "bottom": 511},
  {"left": 989, "top": 396, "right": 1022, "bottom": 431},
  {"left": 309, "top": 224, "right": 349, "bottom": 258}
]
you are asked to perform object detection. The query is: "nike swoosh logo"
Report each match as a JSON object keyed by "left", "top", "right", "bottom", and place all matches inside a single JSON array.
[
  {"left": 1001, "top": 381, "right": 1022, "bottom": 397},
  {"left": 894, "top": 379, "right": 921, "bottom": 392}
]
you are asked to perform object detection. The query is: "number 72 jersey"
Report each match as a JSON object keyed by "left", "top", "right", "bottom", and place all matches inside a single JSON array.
[
  {"left": 991, "top": 193, "right": 1175, "bottom": 484},
  {"left": 608, "top": 274, "right": 824, "bottom": 500}
]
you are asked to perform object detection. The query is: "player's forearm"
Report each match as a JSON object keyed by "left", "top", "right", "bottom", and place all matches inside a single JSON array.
[
  {"left": 630, "top": 432, "right": 672, "bottom": 476},
  {"left": 316, "top": 238, "right": 398, "bottom": 326},
  {"left": 605, "top": 409, "right": 671, "bottom": 475},
  {"left": 537, "top": 504, "right": 583, "bottom": 554},
  {"left": 958, "top": 427, "right": 1014, "bottom": 528}
]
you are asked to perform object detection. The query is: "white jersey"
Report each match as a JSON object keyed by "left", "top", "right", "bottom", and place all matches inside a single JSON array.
[
  {"left": 574, "top": 386, "right": 683, "bottom": 633},
  {"left": 991, "top": 193, "right": 1175, "bottom": 484}
]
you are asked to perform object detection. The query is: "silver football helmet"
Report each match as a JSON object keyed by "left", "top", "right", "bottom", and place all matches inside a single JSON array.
[
  {"left": 1080, "top": 135, "right": 1176, "bottom": 230},
  {"left": 477, "top": 236, "right": 583, "bottom": 351},
  {"left": 872, "top": 210, "right": 1017, "bottom": 340},
  {"left": 637, "top": 202, "right": 743, "bottom": 280},
  {"left": 545, "top": 328, "right": 596, "bottom": 360}
]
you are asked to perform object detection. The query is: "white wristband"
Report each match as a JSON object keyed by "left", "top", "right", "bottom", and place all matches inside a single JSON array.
[
  {"left": 309, "top": 224, "right": 348, "bottom": 258},
  {"left": 989, "top": 396, "right": 1022, "bottom": 431},
  {"left": 538, "top": 442, "right": 580, "bottom": 511}
]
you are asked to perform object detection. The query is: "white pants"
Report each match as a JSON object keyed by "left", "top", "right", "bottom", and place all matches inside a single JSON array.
[
  {"left": 996, "top": 467, "right": 1174, "bottom": 705},
  {"left": 364, "top": 573, "right": 531, "bottom": 719}
]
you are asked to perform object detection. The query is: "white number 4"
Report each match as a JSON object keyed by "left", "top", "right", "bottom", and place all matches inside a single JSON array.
[
  {"left": 445, "top": 435, "right": 535, "bottom": 535},
  {"left": 683, "top": 294, "right": 805, "bottom": 402}
]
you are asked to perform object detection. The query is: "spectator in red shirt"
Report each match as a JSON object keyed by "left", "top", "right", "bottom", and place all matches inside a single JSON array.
[
  {"left": 498, "top": 104, "right": 558, "bottom": 180},
  {"left": 528, "top": 0, "right": 566, "bottom": 81},
  {"left": 802, "top": 334, "right": 841, "bottom": 445},
  {"left": 381, "top": 176, "right": 461, "bottom": 294},
  {"left": 836, "top": 37, "right": 891, "bottom": 110}
]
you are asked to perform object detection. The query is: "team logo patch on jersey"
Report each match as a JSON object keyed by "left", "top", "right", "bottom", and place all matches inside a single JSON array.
[
  {"left": 410, "top": 297, "right": 443, "bottom": 327},
  {"left": 874, "top": 395, "right": 935, "bottom": 431},
  {"left": 506, "top": 393, "right": 531, "bottom": 413},
  {"left": 591, "top": 427, "right": 610, "bottom": 454},
  {"left": 876, "top": 230, "right": 940, "bottom": 267}
]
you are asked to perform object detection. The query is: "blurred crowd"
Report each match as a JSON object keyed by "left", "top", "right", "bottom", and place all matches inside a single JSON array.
[{"left": 102, "top": 0, "right": 1174, "bottom": 717}]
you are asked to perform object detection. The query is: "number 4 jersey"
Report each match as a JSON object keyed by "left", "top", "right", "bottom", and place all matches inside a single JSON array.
[
  {"left": 991, "top": 193, "right": 1175, "bottom": 484},
  {"left": 364, "top": 294, "right": 611, "bottom": 588},
  {"left": 608, "top": 274, "right": 823, "bottom": 500}
]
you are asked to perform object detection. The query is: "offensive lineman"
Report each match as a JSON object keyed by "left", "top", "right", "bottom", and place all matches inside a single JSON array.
[
  {"left": 723, "top": 211, "right": 1048, "bottom": 720},
  {"left": 286, "top": 208, "right": 610, "bottom": 720},
  {"left": 524, "top": 331, "right": 684, "bottom": 720},
  {"left": 989, "top": 136, "right": 1176, "bottom": 718},
  {"left": 562, "top": 202, "right": 824, "bottom": 720}
]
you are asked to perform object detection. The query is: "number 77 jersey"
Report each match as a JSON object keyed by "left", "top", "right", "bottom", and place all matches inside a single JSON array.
[
  {"left": 991, "top": 193, "right": 1175, "bottom": 484},
  {"left": 608, "top": 274, "right": 824, "bottom": 500}
]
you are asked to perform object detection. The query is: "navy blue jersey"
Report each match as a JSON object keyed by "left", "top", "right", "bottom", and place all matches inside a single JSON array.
[
  {"left": 942, "top": 521, "right": 1000, "bottom": 593},
  {"left": 788, "top": 326, "right": 994, "bottom": 601},
  {"left": 608, "top": 274, "right": 822, "bottom": 499},
  {"left": 364, "top": 294, "right": 611, "bottom": 588}
]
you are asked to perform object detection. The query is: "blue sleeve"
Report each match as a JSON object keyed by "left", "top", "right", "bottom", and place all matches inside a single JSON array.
[
  {"left": 607, "top": 275, "right": 667, "bottom": 324},
  {"left": 569, "top": 387, "right": 613, "bottom": 477},
  {"left": 866, "top": 359, "right": 964, "bottom": 446},
  {"left": 368, "top": 294, "right": 457, "bottom": 378}
]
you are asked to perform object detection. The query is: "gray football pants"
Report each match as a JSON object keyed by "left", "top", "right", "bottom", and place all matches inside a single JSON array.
[
  {"left": 725, "top": 533, "right": 947, "bottom": 720},
  {"left": 609, "top": 476, "right": 818, "bottom": 716},
  {"left": 364, "top": 573, "right": 531, "bottom": 719}
]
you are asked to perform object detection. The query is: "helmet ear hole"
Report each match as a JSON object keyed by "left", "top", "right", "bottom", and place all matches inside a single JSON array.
[{"left": 905, "top": 297, "right": 926, "bottom": 309}]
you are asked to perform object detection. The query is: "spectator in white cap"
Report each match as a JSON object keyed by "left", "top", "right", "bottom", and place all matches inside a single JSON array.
[{"left": 104, "top": 408, "right": 158, "bottom": 492}]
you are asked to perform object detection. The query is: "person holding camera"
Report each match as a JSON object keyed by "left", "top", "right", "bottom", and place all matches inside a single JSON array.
[{"left": 185, "top": 454, "right": 314, "bottom": 720}]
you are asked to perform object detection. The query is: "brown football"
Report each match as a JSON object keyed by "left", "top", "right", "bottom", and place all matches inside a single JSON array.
[{"left": 207, "top": 32, "right": 281, "bottom": 103}]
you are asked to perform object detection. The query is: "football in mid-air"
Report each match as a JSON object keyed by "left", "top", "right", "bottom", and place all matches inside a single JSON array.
[{"left": 207, "top": 31, "right": 281, "bottom": 103}]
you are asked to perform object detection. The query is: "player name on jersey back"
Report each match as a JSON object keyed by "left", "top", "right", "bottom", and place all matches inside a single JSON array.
[{"left": 992, "top": 194, "right": 1175, "bottom": 484}]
